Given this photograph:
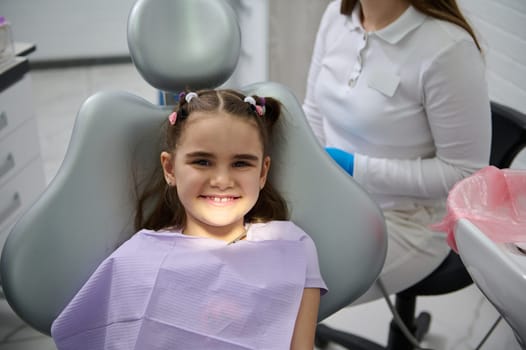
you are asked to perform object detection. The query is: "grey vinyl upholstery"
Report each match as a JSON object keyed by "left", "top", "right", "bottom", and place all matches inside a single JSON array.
[
  {"left": 127, "top": 0, "right": 241, "bottom": 93},
  {"left": 0, "top": 0, "right": 387, "bottom": 336}
]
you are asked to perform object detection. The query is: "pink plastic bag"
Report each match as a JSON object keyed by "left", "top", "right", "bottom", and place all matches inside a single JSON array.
[{"left": 431, "top": 166, "right": 526, "bottom": 252}]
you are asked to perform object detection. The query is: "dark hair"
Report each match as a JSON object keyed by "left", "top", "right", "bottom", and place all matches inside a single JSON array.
[
  {"left": 135, "top": 88, "right": 288, "bottom": 231},
  {"left": 340, "top": 0, "right": 482, "bottom": 51}
]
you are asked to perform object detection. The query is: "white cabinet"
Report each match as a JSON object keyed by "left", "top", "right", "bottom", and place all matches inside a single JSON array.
[{"left": 0, "top": 63, "right": 45, "bottom": 251}]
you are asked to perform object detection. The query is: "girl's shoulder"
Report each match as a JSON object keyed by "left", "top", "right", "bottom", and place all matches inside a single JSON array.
[{"left": 248, "top": 220, "right": 311, "bottom": 242}]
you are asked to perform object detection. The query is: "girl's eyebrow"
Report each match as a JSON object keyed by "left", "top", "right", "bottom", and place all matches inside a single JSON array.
[
  {"left": 185, "top": 151, "right": 259, "bottom": 161},
  {"left": 186, "top": 151, "right": 215, "bottom": 158},
  {"left": 234, "top": 154, "right": 260, "bottom": 161}
]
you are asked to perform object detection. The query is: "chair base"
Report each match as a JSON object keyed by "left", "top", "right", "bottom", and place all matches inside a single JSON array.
[
  {"left": 316, "top": 309, "right": 431, "bottom": 350},
  {"left": 314, "top": 251, "right": 472, "bottom": 350},
  {"left": 386, "top": 311, "right": 431, "bottom": 349},
  {"left": 315, "top": 323, "right": 385, "bottom": 350}
]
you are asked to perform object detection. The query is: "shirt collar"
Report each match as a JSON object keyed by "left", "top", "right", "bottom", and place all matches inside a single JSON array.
[
  {"left": 345, "top": 3, "right": 362, "bottom": 32},
  {"left": 345, "top": 3, "right": 427, "bottom": 44}
]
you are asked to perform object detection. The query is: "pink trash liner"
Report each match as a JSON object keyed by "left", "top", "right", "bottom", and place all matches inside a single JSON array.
[{"left": 431, "top": 166, "right": 526, "bottom": 252}]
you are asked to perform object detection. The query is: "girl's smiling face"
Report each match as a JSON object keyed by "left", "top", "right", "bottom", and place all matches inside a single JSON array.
[{"left": 161, "top": 111, "right": 270, "bottom": 242}]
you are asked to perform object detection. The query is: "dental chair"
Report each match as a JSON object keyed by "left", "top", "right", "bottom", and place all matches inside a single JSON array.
[
  {"left": 315, "top": 102, "right": 526, "bottom": 349},
  {"left": 0, "top": 0, "right": 387, "bottom": 339}
]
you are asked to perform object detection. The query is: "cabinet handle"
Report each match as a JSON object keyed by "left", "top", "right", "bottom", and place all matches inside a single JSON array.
[
  {"left": 0, "top": 153, "right": 15, "bottom": 179},
  {"left": 0, "top": 111, "right": 7, "bottom": 132},
  {"left": 0, "top": 192, "right": 21, "bottom": 225}
]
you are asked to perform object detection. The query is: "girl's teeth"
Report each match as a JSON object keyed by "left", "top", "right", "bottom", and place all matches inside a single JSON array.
[{"left": 212, "top": 197, "right": 230, "bottom": 202}]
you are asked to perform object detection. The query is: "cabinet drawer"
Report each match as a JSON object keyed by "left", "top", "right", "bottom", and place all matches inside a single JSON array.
[
  {"left": 0, "top": 74, "right": 33, "bottom": 141},
  {"left": 0, "top": 159, "right": 46, "bottom": 249},
  {"left": 0, "top": 118, "right": 40, "bottom": 188}
]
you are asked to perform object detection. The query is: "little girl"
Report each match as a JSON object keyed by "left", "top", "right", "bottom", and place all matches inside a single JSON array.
[{"left": 51, "top": 89, "right": 327, "bottom": 349}]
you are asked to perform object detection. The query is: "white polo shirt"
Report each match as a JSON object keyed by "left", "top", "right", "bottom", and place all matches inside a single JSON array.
[{"left": 303, "top": 1, "right": 491, "bottom": 209}]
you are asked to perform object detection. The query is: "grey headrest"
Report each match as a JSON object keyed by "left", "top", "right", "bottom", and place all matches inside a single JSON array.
[{"left": 127, "top": 0, "right": 241, "bottom": 92}]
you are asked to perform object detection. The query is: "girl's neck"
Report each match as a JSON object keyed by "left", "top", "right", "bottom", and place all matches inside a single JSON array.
[
  {"left": 359, "top": 0, "right": 410, "bottom": 32},
  {"left": 183, "top": 222, "right": 248, "bottom": 244}
]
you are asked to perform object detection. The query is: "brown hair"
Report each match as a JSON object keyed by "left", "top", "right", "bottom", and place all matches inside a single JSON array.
[
  {"left": 134, "top": 89, "right": 288, "bottom": 231},
  {"left": 340, "top": 0, "right": 481, "bottom": 51}
]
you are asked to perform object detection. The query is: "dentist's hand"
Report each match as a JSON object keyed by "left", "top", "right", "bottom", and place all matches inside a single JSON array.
[{"left": 325, "top": 147, "right": 354, "bottom": 176}]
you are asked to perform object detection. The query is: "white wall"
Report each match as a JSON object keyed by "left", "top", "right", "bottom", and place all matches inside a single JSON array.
[
  {"left": 223, "top": 0, "right": 269, "bottom": 87},
  {"left": 2, "top": 0, "right": 136, "bottom": 61},
  {"left": 459, "top": 0, "right": 526, "bottom": 114},
  {"left": 267, "top": 0, "right": 332, "bottom": 102}
]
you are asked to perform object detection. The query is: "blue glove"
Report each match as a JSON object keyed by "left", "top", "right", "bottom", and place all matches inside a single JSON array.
[{"left": 325, "top": 147, "right": 354, "bottom": 176}]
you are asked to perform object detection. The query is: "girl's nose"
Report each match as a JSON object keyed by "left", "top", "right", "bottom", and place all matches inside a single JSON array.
[{"left": 209, "top": 168, "right": 234, "bottom": 189}]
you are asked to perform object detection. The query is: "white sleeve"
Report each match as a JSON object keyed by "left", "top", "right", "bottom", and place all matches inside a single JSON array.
[
  {"left": 354, "top": 40, "right": 492, "bottom": 199},
  {"left": 302, "top": 3, "right": 337, "bottom": 146}
]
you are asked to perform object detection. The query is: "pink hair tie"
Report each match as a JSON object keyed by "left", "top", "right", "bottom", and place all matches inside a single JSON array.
[
  {"left": 168, "top": 112, "right": 177, "bottom": 125},
  {"left": 244, "top": 96, "right": 264, "bottom": 117},
  {"left": 255, "top": 105, "right": 264, "bottom": 116}
]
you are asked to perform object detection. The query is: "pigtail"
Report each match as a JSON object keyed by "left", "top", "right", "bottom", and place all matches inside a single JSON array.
[
  {"left": 256, "top": 95, "right": 281, "bottom": 131},
  {"left": 244, "top": 94, "right": 289, "bottom": 223},
  {"left": 175, "top": 91, "right": 196, "bottom": 120}
]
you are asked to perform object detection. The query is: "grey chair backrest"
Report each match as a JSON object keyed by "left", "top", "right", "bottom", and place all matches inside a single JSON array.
[{"left": 0, "top": 0, "right": 387, "bottom": 335}]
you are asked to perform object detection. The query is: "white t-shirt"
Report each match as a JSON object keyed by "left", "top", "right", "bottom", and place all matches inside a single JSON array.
[{"left": 303, "top": 1, "right": 492, "bottom": 209}]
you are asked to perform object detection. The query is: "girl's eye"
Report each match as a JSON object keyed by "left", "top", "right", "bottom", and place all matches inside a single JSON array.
[
  {"left": 193, "top": 159, "right": 211, "bottom": 166},
  {"left": 233, "top": 161, "right": 252, "bottom": 168}
]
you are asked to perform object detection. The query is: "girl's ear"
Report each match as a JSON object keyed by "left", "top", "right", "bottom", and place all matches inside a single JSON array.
[
  {"left": 259, "top": 156, "right": 271, "bottom": 189},
  {"left": 161, "top": 151, "right": 176, "bottom": 186}
]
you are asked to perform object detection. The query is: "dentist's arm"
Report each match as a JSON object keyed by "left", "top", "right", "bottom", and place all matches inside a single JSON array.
[{"left": 326, "top": 147, "right": 354, "bottom": 176}]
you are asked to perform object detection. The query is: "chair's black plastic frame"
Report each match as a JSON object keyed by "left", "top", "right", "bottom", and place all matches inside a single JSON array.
[{"left": 315, "top": 101, "right": 526, "bottom": 350}]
